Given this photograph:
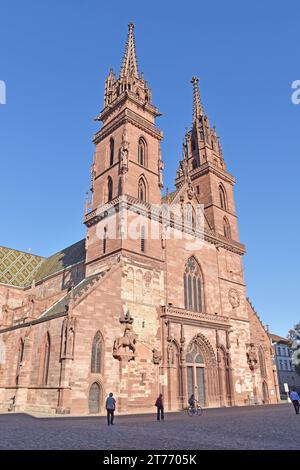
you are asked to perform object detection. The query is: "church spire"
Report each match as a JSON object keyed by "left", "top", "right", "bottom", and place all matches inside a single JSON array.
[
  {"left": 191, "top": 76, "right": 204, "bottom": 122},
  {"left": 120, "top": 22, "right": 139, "bottom": 79}
]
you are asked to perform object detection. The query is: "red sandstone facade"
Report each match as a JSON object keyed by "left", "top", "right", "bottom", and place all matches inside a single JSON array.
[{"left": 0, "top": 23, "right": 279, "bottom": 415}]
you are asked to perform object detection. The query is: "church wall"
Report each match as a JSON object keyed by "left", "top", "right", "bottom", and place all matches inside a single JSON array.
[
  {"left": 67, "top": 266, "right": 125, "bottom": 414},
  {"left": 0, "top": 315, "right": 65, "bottom": 413},
  {"left": 226, "top": 318, "right": 254, "bottom": 405},
  {"left": 247, "top": 301, "right": 278, "bottom": 404},
  {"left": 0, "top": 284, "right": 25, "bottom": 310}
]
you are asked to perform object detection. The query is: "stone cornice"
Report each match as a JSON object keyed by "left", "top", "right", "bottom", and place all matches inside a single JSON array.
[
  {"left": 93, "top": 107, "right": 163, "bottom": 145},
  {"left": 176, "top": 162, "right": 235, "bottom": 186},
  {"left": 161, "top": 305, "right": 231, "bottom": 329},
  {"left": 84, "top": 195, "right": 246, "bottom": 255}
]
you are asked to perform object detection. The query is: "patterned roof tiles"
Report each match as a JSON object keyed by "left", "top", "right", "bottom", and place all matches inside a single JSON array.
[
  {"left": 0, "top": 239, "right": 86, "bottom": 288},
  {"left": 0, "top": 246, "right": 45, "bottom": 287}
]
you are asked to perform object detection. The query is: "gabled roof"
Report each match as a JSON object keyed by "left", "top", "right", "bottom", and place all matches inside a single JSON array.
[
  {"left": 34, "top": 239, "right": 86, "bottom": 283},
  {"left": 270, "top": 333, "right": 290, "bottom": 345}
]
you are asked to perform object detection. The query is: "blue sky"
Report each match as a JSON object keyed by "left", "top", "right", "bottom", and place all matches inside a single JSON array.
[{"left": 0, "top": 1, "right": 299, "bottom": 336}]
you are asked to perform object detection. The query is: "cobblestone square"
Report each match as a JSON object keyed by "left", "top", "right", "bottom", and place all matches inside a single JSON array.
[{"left": 0, "top": 404, "right": 299, "bottom": 450}]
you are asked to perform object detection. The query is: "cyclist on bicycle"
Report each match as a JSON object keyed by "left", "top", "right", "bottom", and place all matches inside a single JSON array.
[{"left": 188, "top": 394, "right": 196, "bottom": 410}]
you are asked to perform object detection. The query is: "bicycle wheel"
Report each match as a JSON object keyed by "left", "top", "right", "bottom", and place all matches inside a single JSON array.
[
  {"left": 196, "top": 406, "right": 203, "bottom": 416},
  {"left": 187, "top": 407, "right": 194, "bottom": 417}
]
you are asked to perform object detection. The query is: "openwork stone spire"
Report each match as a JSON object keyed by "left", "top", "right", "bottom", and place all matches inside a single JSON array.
[
  {"left": 120, "top": 22, "right": 139, "bottom": 79},
  {"left": 100, "top": 23, "right": 158, "bottom": 116},
  {"left": 191, "top": 76, "right": 204, "bottom": 122}
]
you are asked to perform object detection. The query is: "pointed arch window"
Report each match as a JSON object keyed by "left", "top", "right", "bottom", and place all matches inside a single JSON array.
[
  {"left": 118, "top": 177, "right": 123, "bottom": 196},
  {"left": 138, "top": 138, "right": 147, "bottom": 167},
  {"left": 141, "top": 226, "right": 146, "bottom": 253},
  {"left": 16, "top": 338, "right": 25, "bottom": 385},
  {"left": 138, "top": 177, "right": 147, "bottom": 202},
  {"left": 259, "top": 346, "right": 267, "bottom": 379},
  {"left": 103, "top": 227, "right": 107, "bottom": 254},
  {"left": 109, "top": 138, "right": 115, "bottom": 166},
  {"left": 223, "top": 217, "right": 231, "bottom": 239},
  {"left": 219, "top": 184, "right": 227, "bottom": 210},
  {"left": 183, "top": 257, "right": 203, "bottom": 312},
  {"left": 107, "top": 176, "right": 113, "bottom": 202},
  {"left": 183, "top": 203, "right": 196, "bottom": 229},
  {"left": 42, "top": 333, "right": 51, "bottom": 385},
  {"left": 91, "top": 331, "right": 103, "bottom": 374}
]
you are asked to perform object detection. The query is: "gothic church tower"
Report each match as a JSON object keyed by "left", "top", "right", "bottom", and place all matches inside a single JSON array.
[
  {"left": 84, "top": 23, "right": 164, "bottom": 273},
  {"left": 175, "top": 77, "right": 240, "bottom": 243}
]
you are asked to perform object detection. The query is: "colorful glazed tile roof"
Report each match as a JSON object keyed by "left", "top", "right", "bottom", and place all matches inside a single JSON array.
[
  {"left": 161, "top": 190, "right": 178, "bottom": 203},
  {"left": 0, "top": 239, "right": 86, "bottom": 288},
  {"left": 0, "top": 246, "right": 45, "bottom": 287}
]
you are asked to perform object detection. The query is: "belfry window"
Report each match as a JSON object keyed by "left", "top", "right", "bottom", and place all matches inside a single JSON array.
[
  {"left": 138, "top": 177, "right": 147, "bottom": 202},
  {"left": 183, "top": 257, "right": 203, "bottom": 312},
  {"left": 138, "top": 138, "right": 147, "bottom": 167},
  {"left": 107, "top": 176, "right": 113, "bottom": 202},
  {"left": 109, "top": 138, "right": 114, "bottom": 166},
  {"left": 219, "top": 184, "right": 227, "bottom": 210},
  {"left": 223, "top": 217, "right": 231, "bottom": 239},
  {"left": 91, "top": 332, "right": 103, "bottom": 374}
]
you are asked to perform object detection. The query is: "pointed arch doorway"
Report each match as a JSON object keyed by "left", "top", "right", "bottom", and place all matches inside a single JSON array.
[
  {"left": 88, "top": 382, "right": 103, "bottom": 414},
  {"left": 185, "top": 334, "right": 219, "bottom": 408},
  {"left": 186, "top": 342, "right": 206, "bottom": 407}
]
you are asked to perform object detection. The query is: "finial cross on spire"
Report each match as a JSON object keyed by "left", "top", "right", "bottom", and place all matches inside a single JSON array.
[{"left": 191, "top": 76, "right": 204, "bottom": 122}]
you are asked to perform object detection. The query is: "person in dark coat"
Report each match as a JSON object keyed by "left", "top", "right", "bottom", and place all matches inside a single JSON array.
[
  {"left": 155, "top": 393, "right": 164, "bottom": 421},
  {"left": 106, "top": 392, "right": 116, "bottom": 425}
]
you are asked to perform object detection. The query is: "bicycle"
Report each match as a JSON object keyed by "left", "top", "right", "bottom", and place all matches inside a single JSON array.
[{"left": 187, "top": 403, "right": 203, "bottom": 416}]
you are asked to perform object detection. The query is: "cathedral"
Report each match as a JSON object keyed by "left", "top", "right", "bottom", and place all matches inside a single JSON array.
[{"left": 0, "top": 23, "right": 279, "bottom": 415}]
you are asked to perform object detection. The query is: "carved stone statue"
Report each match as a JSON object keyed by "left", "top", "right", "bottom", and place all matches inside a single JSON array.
[
  {"left": 113, "top": 311, "right": 137, "bottom": 361},
  {"left": 187, "top": 180, "right": 194, "bottom": 200},
  {"left": 247, "top": 343, "right": 258, "bottom": 371},
  {"left": 167, "top": 341, "right": 175, "bottom": 365},
  {"left": 120, "top": 126, "right": 129, "bottom": 174},
  {"left": 152, "top": 348, "right": 162, "bottom": 365}
]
